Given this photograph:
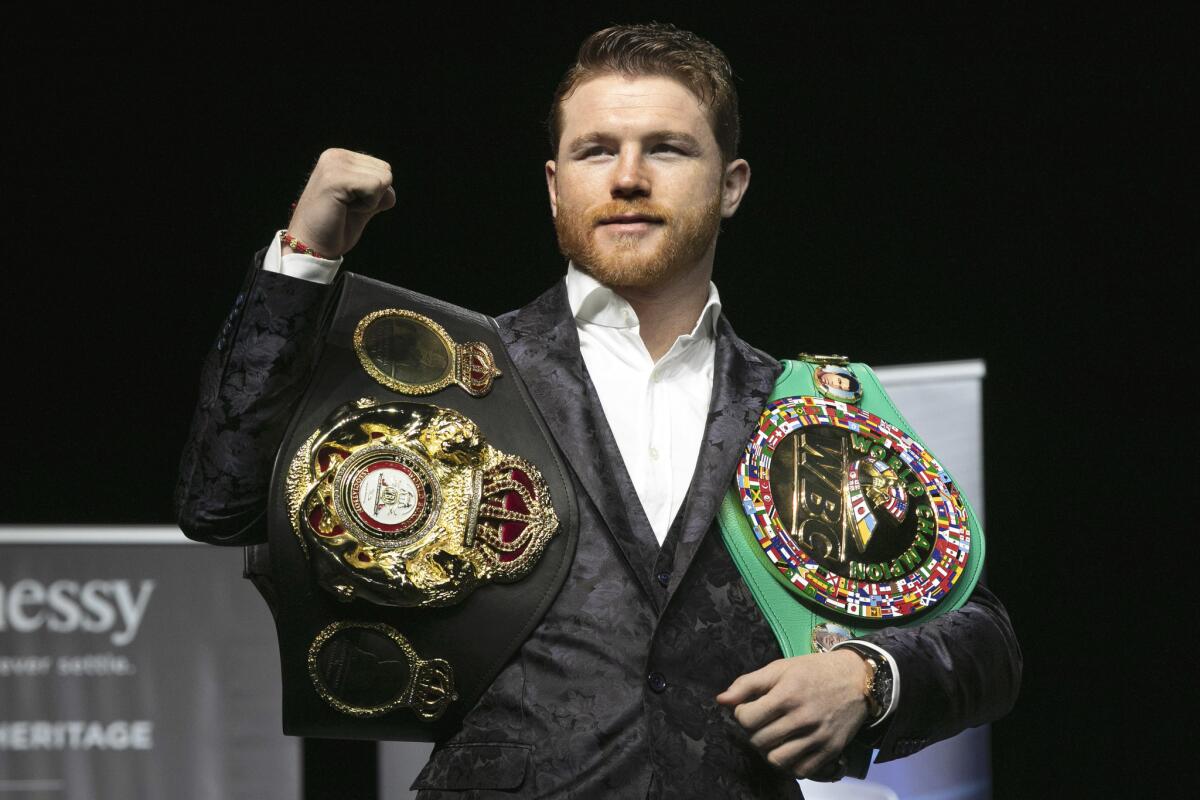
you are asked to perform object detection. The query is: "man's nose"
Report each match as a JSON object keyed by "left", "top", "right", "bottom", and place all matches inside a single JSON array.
[{"left": 611, "top": 150, "right": 650, "bottom": 198}]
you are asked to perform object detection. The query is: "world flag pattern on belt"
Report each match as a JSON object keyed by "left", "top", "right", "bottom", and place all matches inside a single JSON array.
[{"left": 735, "top": 396, "right": 973, "bottom": 620}]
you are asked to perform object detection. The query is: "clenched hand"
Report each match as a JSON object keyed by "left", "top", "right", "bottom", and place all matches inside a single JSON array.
[
  {"left": 286, "top": 148, "right": 396, "bottom": 259},
  {"left": 716, "top": 649, "right": 870, "bottom": 780}
]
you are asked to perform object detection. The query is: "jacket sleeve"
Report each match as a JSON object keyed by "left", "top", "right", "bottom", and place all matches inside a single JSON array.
[
  {"left": 174, "top": 249, "right": 333, "bottom": 546},
  {"left": 862, "top": 582, "right": 1022, "bottom": 762}
]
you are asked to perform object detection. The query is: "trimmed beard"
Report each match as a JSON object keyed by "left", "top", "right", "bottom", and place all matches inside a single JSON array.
[{"left": 554, "top": 194, "right": 722, "bottom": 290}]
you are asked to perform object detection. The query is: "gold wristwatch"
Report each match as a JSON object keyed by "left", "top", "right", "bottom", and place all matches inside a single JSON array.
[{"left": 839, "top": 643, "right": 893, "bottom": 724}]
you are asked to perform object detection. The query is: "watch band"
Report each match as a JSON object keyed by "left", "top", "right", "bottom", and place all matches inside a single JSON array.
[{"left": 837, "top": 642, "right": 892, "bottom": 725}]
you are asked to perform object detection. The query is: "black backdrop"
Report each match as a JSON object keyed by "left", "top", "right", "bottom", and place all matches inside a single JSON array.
[{"left": 4, "top": 5, "right": 1190, "bottom": 797}]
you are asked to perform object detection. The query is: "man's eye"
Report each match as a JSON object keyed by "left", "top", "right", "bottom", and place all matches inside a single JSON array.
[
  {"left": 652, "top": 143, "right": 685, "bottom": 155},
  {"left": 583, "top": 146, "right": 611, "bottom": 158}
]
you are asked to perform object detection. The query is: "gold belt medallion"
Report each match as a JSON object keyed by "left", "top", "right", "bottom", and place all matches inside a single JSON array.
[
  {"left": 354, "top": 309, "right": 501, "bottom": 397},
  {"left": 307, "top": 621, "right": 457, "bottom": 720},
  {"left": 286, "top": 398, "right": 560, "bottom": 608}
]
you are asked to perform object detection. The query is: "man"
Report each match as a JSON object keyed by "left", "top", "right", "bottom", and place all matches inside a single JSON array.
[{"left": 177, "top": 23, "right": 1020, "bottom": 798}]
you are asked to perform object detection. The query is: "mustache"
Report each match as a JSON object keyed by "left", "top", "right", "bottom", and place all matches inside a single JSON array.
[{"left": 585, "top": 200, "right": 673, "bottom": 226}]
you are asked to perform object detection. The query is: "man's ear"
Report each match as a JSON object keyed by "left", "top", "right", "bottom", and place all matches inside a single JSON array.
[
  {"left": 720, "top": 158, "right": 751, "bottom": 218},
  {"left": 545, "top": 160, "right": 558, "bottom": 219}
]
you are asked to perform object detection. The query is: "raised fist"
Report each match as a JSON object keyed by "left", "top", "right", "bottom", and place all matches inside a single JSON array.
[{"left": 285, "top": 148, "right": 396, "bottom": 258}]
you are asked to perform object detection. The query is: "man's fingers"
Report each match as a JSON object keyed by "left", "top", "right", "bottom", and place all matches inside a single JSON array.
[
  {"left": 314, "top": 149, "right": 392, "bottom": 203},
  {"left": 316, "top": 147, "right": 389, "bottom": 174},
  {"left": 716, "top": 659, "right": 786, "bottom": 706},
  {"left": 343, "top": 161, "right": 392, "bottom": 186},
  {"left": 344, "top": 150, "right": 390, "bottom": 173},
  {"left": 748, "top": 708, "right": 817, "bottom": 751},
  {"left": 345, "top": 183, "right": 396, "bottom": 216},
  {"left": 794, "top": 747, "right": 843, "bottom": 781},
  {"left": 764, "top": 736, "right": 816, "bottom": 773},
  {"left": 376, "top": 185, "right": 397, "bottom": 214},
  {"left": 721, "top": 659, "right": 795, "bottom": 733},
  {"left": 733, "top": 690, "right": 790, "bottom": 732},
  {"left": 804, "top": 753, "right": 849, "bottom": 783},
  {"left": 722, "top": 653, "right": 868, "bottom": 780},
  {"left": 767, "top": 736, "right": 843, "bottom": 780},
  {"left": 342, "top": 178, "right": 393, "bottom": 211}
]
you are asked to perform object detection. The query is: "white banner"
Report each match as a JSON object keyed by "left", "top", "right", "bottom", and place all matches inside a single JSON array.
[{"left": 0, "top": 533, "right": 297, "bottom": 800}]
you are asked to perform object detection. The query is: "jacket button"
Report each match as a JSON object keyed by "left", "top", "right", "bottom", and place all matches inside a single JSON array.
[
  {"left": 647, "top": 672, "right": 668, "bottom": 693},
  {"left": 656, "top": 571, "right": 670, "bottom": 588}
]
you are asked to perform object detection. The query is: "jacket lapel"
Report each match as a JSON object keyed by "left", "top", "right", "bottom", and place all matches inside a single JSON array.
[
  {"left": 497, "top": 282, "right": 662, "bottom": 603},
  {"left": 663, "top": 316, "right": 780, "bottom": 597}
]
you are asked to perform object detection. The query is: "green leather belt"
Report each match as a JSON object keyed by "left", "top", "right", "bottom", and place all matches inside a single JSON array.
[{"left": 718, "top": 356, "right": 986, "bottom": 659}]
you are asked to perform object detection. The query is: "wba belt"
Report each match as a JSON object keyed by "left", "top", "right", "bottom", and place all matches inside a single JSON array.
[
  {"left": 718, "top": 354, "right": 985, "bottom": 656},
  {"left": 265, "top": 273, "right": 577, "bottom": 741}
]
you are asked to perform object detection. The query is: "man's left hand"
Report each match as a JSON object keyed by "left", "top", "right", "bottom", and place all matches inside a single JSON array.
[{"left": 716, "top": 649, "right": 870, "bottom": 780}]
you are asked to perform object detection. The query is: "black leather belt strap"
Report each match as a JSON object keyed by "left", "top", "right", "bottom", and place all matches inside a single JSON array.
[{"left": 265, "top": 273, "right": 578, "bottom": 741}]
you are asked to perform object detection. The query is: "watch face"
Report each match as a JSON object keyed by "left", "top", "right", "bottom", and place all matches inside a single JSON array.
[
  {"left": 872, "top": 661, "right": 893, "bottom": 709},
  {"left": 737, "top": 396, "right": 975, "bottom": 622}
]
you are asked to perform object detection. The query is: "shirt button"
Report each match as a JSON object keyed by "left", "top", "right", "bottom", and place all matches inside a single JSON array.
[
  {"left": 647, "top": 672, "right": 668, "bottom": 693},
  {"left": 656, "top": 571, "right": 670, "bottom": 588},
  {"left": 649, "top": 447, "right": 659, "bottom": 460}
]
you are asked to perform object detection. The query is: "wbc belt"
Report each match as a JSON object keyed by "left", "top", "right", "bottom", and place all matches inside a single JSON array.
[
  {"left": 265, "top": 273, "right": 577, "bottom": 741},
  {"left": 718, "top": 354, "right": 985, "bottom": 659}
]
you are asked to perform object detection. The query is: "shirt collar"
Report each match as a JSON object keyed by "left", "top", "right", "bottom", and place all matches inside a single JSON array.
[{"left": 565, "top": 262, "right": 723, "bottom": 341}]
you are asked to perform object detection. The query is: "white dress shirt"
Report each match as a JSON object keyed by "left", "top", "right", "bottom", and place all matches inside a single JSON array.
[
  {"left": 565, "top": 264, "right": 720, "bottom": 543},
  {"left": 261, "top": 234, "right": 899, "bottom": 722}
]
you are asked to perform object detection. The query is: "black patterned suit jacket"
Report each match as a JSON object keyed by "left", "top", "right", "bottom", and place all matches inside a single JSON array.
[{"left": 176, "top": 258, "right": 1022, "bottom": 799}]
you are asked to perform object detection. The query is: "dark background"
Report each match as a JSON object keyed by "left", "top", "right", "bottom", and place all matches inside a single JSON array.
[{"left": 4, "top": 5, "right": 1190, "bottom": 797}]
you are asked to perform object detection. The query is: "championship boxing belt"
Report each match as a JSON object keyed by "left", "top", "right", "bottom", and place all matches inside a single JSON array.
[
  {"left": 265, "top": 273, "right": 578, "bottom": 741},
  {"left": 717, "top": 355, "right": 985, "bottom": 773}
]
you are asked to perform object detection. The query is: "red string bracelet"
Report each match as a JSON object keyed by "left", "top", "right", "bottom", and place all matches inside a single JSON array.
[{"left": 280, "top": 231, "right": 327, "bottom": 259}]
